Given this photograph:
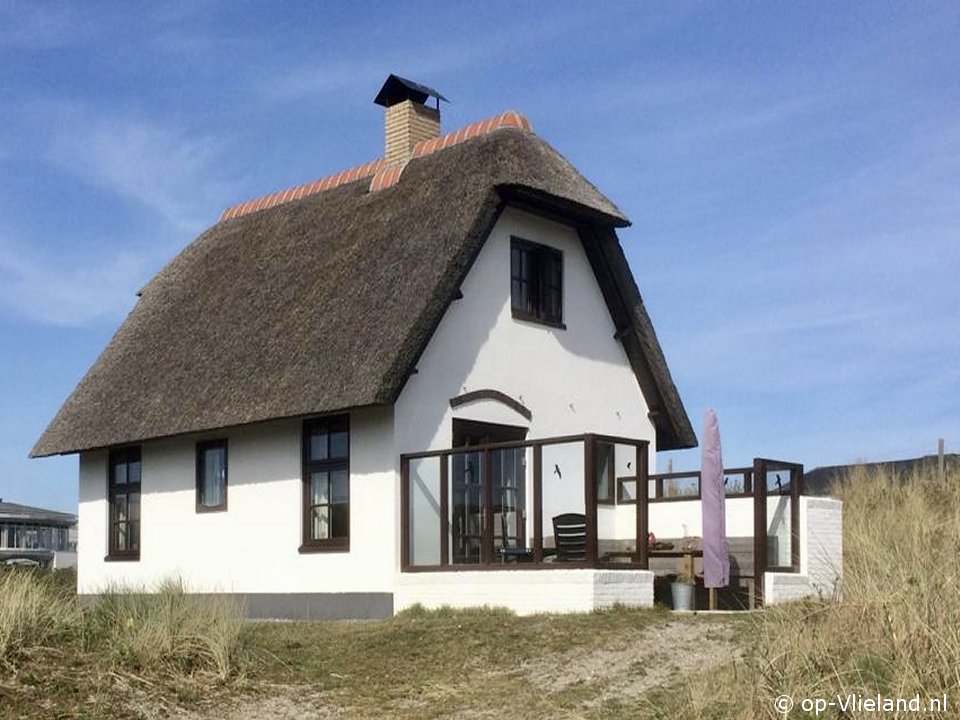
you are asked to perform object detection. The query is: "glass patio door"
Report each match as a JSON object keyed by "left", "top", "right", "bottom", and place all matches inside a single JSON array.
[{"left": 450, "top": 419, "right": 527, "bottom": 564}]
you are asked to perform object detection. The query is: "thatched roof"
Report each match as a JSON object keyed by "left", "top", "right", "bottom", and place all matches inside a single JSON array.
[{"left": 32, "top": 122, "right": 695, "bottom": 457}]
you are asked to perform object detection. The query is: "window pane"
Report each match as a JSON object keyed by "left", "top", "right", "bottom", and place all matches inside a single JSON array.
[
  {"left": 596, "top": 443, "right": 613, "bottom": 500},
  {"left": 311, "top": 471, "right": 329, "bottom": 504},
  {"left": 331, "top": 504, "right": 349, "bottom": 538},
  {"left": 329, "top": 430, "right": 348, "bottom": 459},
  {"left": 114, "top": 523, "right": 128, "bottom": 551},
  {"left": 113, "top": 460, "right": 128, "bottom": 485},
  {"left": 113, "top": 494, "right": 128, "bottom": 523},
  {"left": 201, "top": 446, "right": 226, "bottom": 506},
  {"left": 128, "top": 493, "right": 140, "bottom": 522},
  {"left": 331, "top": 469, "right": 349, "bottom": 503},
  {"left": 311, "top": 506, "right": 330, "bottom": 540},
  {"left": 129, "top": 522, "right": 139, "bottom": 551},
  {"left": 510, "top": 278, "right": 522, "bottom": 309},
  {"left": 309, "top": 431, "right": 328, "bottom": 461},
  {"left": 128, "top": 457, "right": 141, "bottom": 483}
]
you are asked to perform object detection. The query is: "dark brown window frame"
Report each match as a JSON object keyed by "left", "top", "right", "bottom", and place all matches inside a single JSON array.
[
  {"left": 300, "top": 415, "right": 350, "bottom": 553},
  {"left": 596, "top": 441, "right": 616, "bottom": 505},
  {"left": 510, "top": 236, "right": 565, "bottom": 329},
  {"left": 106, "top": 446, "right": 141, "bottom": 561},
  {"left": 196, "top": 439, "right": 228, "bottom": 513}
]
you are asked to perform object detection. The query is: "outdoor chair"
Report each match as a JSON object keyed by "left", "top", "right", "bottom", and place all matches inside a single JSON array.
[{"left": 552, "top": 513, "right": 587, "bottom": 561}]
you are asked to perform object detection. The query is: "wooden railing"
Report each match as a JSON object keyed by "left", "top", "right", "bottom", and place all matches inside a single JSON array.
[
  {"left": 401, "top": 442, "right": 803, "bottom": 609},
  {"left": 400, "top": 433, "right": 650, "bottom": 572}
]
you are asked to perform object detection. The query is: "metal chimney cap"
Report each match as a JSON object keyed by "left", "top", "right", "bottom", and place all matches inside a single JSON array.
[{"left": 374, "top": 74, "right": 449, "bottom": 108}]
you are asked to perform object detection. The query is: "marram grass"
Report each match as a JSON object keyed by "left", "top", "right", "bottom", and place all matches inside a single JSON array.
[{"left": 654, "top": 463, "right": 960, "bottom": 719}]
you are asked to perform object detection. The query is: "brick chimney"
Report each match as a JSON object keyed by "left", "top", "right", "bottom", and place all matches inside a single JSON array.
[{"left": 374, "top": 74, "right": 447, "bottom": 164}]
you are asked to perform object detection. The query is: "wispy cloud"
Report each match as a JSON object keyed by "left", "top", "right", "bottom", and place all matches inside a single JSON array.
[
  {"left": 0, "top": 236, "right": 153, "bottom": 327},
  {"left": 257, "top": 5, "right": 663, "bottom": 104},
  {"left": 0, "top": 3, "right": 100, "bottom": 49},
  {"left": 0, "top": 102, "right": 240, "bottom": 327},
  {"left": 43, "top": 106, "right": 235, "bottom": 233}
]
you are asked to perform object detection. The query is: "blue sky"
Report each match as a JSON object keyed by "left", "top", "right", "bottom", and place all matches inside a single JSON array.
[{"left": 2, "top": 2, "right": 958, "bottom": 512}]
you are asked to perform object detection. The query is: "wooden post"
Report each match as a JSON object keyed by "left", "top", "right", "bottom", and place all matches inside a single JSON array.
[
  {"left": 790, "top": 463, "right": 802, "bottom": 572},
  {"left": 939, "top": 438, "right": 946, "bottom": 481},
  {"left": 533, "top": 444, "right": 543, "bottom": 564},
  {"left": 482, "top": 450, "right": 493, "bottom": 565},
  {"left": 400, "top": 456, "right": 410, "bottom": 571},
  {"left": 584, "top": 435, "right": 598, "bottom": 566},
  {"left": 635, "top": 442, "right": 649, "bottom": 569},
  {"left": 439, "top": 455, "right": 449, "bottom": 567},
  {"left": 753, "top": 458, "right": 767, "bottom": 609}
]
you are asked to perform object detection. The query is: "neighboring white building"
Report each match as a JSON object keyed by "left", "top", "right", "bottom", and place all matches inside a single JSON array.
[
  {"left": 32, "top": 76, "right": 840, "bottom": 616},
  {"left": 0, "top": 500, "right": 77, "bottom": 569}
]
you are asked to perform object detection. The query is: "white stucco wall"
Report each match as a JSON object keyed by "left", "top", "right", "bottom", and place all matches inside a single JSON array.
[
  {"left": 609, "top": 496, "right": 757, "bottom": 541},
  {"left": 77, "top": 408, "right": 395, "bottom": 595},
  {"left": 394, "top": 207, "right": 657, "bottom": 573},
  {"left": 393, "top": 206, "right": 656, "bottom": 458}
]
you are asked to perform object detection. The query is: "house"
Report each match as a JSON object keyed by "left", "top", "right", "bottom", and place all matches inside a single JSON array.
[
  {"left": 0, "top": 499, "right": 77, "bottom": 568},
  {"left": 32, "top": 75, "right": 840, "bottom": 617}
]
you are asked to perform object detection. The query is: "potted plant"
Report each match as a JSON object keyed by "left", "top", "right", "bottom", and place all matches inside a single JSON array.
[{"left": 670, "top": 565, "right": 696, "bottom": 611}]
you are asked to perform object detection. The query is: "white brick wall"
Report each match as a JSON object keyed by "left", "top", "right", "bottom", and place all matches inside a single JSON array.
[
  {"left": 395, "top": 569, "right": 654, "bottom": 616},
  {"left": 766, "top": 496, "right": 843, "bottom": 605}
]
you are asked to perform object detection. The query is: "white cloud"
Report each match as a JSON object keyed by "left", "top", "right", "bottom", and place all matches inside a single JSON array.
[
  {"left": 0, "top": 3, "right": 99, "bottom": 49},
  {"left": 0, "top": 236, "right": 157, "bottom": 327},
  {"left": 45, "top": 110, "right": 233, "bottom": 233}
]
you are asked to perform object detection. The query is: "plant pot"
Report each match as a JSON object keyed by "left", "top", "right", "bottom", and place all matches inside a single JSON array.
[{"left": 671, "top": 581, "right": 695, "bottom": 611}]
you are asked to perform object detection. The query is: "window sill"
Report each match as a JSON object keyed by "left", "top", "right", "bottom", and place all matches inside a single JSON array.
[
  {"left": 511, "top": 310, "right": 566, "bottom": 330},
  {"left": 196, "top": 504, "right": 228, "bottom": 514},
  {"left": 299, "top": 542, "right": 350, "bottom": 554},
  {"left": 104, "top": 553, "right": 140, "bottom": 562}
]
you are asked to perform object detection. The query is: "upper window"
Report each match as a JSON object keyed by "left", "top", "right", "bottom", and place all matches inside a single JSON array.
[
  {"left": 196, "top": 440, "right": 228, "bottom": 512},
  {"left": 301, "top": 416, "right": 350, "bottom": 551},
  {"left": 108, "top": 447, "right": 141, "bottom": 560},
  {"left": 510, "top": 237, "right": 564, "bottom": 327}
]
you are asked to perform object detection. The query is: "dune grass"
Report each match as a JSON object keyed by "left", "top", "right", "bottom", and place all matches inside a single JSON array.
[
  {"left": 0, "top": 568, "right": 82, "bottom": 668},
  {"left": 657, "top": 463, "right": 960, "bottom": 719},
  {"left": 0, "top": 571, "right": 244, "bottom": 683},
  {"left": 86, "top": 578, "right": 244, "bottom": 680}
]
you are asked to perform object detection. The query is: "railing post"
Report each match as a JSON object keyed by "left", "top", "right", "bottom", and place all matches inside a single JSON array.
[
  {"left": 533, "top": 443, "right": 543, "bottom": 564},
  {"left": 790, "top": 463, "right": 802, "bottom": 572},
  {"left": 753, "top": 458, "right": 767, "bottom": 608},
  {"left": 439, "top": 454, "right": 449, "bottom": 567},
  {"left": 635, "top": 442, "right": 649, "bottom": 569},
  {"left": 482, "top": 449, "right": 493, "bottom": 565},
  {"left": 584, "top": 434, "right": 598, "bottom": 566},
  {"left": 400, "top": 455, "right": 410, "bottom": 571}
]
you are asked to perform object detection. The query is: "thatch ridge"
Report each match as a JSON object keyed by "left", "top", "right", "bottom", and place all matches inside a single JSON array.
[{"left": 32, "top": 128, "right": 693, "bottom": 457}]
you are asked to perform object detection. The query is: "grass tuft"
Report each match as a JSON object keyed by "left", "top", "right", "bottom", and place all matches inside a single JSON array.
[
  {"left": 89, "top": 578, "right": 244, "bottom": 680},
  {"left": 0, "top": 568, "right": 81, "bottom": 666},
  {"left": 661, "top": 463, "right": 960, "bottom": 719}
]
